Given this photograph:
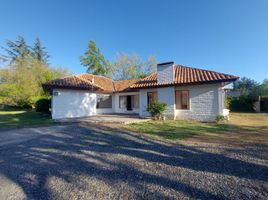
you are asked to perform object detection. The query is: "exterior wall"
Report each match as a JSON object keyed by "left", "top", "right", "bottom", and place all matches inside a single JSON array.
[
  {"left": 52, "top": 89, "right": 97, "bottom": 119},
  {"left": 175, "top": 84, "right": 222, "bottom": 122},
  {"left": 157, "top": 87, "right": 175, "bottom": 119},
  {"left": 114, "top": 92, "right": 139, "bottom": 114},
  {"left": 52, "top": 84, "right": 224, "bottom": 121},
  {"left": 157, "top": 64, "right": 174, "bottom": 83},
  {"left": 139, "top": 88, "right": 157, "bottom": 117}
]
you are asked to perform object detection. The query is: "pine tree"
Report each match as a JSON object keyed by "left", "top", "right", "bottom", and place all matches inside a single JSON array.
[
  {"left": 1, "top": 36, "right": 30, "bottom": 63},
  {"left": 80, "top": 41, "right": 111, "bottom": 75},
  {"left": 32, "top": 37, "right": 49, "bottom": 64}
]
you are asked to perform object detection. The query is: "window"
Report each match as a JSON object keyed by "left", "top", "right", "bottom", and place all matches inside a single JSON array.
[
  {"left": 132, "top": 95, "right": 139, "bottom": 108},
  {"left": 119, "top": 95, "right": 139, "bottom": 109},
  {"left": 147, "top": 91, "right": 157, "bottom": 106},
  {"left": 175, "top": 90, "right": 189, "bottom": 109},
  {"left": 96, "top": 94, "right": 112, "bottom": 108},
  {"left": 119, "top": 96, "right": 127, "bottom": 108}
]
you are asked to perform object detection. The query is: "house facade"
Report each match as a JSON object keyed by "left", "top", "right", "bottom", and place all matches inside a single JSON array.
[{"left": 43, "top": 62, "right": 238, "bottom": 121}]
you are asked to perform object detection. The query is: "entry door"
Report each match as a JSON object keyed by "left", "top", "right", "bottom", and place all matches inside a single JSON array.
[{"left": 127, "top": 95, "right": 132, "bottom": 111}]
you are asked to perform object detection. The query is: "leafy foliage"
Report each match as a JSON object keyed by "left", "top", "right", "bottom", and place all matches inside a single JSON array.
[
  {"left": 230, "top": 95, "right": 255, "bottom": 112},
  {"left": 35, "top": 98, "right": 51, "bottom": 113},
  {"left": 0, "top": 36, "right": 70, "bottom": 107},
  {"left": 146, "top": 101, "right": 167, "bottom": 120},
  {"left": 80, "top": 41, "right": 111, "bottom": 75},
  {"left": 215, "top": 115, "right": 228, "bottom": 124},
  {"left": 233, "top": 77, "right": 261, "bottom": 98},
  {"left": 230, "top": 77, "right": 268, "bottom": 112},
  {"left": 111, "top": 53, "right": 157, "bottom": 80}
]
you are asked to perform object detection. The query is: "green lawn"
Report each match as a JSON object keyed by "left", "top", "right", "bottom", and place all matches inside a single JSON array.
[
  {"left": 126, "top": 120, "right": 234, "bottom": 140},
  {"left": 0, "top": 110, "right": 55, "bottom": 128}
]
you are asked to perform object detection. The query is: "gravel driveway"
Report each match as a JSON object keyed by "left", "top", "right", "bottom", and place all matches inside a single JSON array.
[{"left": 0, "top": 123, "right": 267, "bottom": 200}]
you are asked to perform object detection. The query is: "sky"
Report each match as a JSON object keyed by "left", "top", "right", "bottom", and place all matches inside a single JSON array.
[{"left": 0, "top": 0, "right": 267, "bottom": 82}]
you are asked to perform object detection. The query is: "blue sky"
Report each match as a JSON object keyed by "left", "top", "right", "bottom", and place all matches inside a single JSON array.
[{"left": 0, "top": 0, "right": 267, "bottom": 82}]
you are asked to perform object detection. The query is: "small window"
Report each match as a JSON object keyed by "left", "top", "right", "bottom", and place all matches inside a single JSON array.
[
  {"left": 175, "top": 90, "right": 189, "bottom": 109},
  {"left": 147, "top": 91, "right": 157, "bottom": 106},
  {"left": 97, "top": 94, "right": 112, "bottom": 108},
  {"left": 119, "top": 96, "right": 127, "bottom": 108}
]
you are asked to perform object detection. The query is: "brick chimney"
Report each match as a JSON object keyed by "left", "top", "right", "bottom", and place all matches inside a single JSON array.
[{"left": 157, "top": 61, "right": 175, "bottom": 84}]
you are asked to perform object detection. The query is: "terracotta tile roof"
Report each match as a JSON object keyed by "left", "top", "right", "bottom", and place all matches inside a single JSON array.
[
  {"left": 43, "top": 64, "right": 238, "bottom": 92},
  {"left": 77, "top": 74, "right": 114, "bottom": 92},
  {"left": 130, "top": 65, "right": 239, "bottom": 88},
  {"left": 42, "top": 75, "right": 104, "bottom": 91},
  {"left": 114, "top": 79, "right": 140, "bottom": 92},
  {"left": 42, "top": 74, "right": 138, "bottom": 92}
]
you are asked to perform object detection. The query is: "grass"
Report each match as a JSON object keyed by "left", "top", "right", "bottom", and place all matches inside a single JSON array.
[
  {"left": 127, "top": 120, "right": 234, "bottom": 140},
  {"left": 126, "top": 112, "right": 268, "bottom": 142},
  {"left": 0, "top": 110, "right": 55, "bottom": 128}
]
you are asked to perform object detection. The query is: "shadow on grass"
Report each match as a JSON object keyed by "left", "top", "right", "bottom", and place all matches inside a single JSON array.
[
  {"left": 0, "top": 122, "right": 267, "bottom": 199},
  {"left": 0, "top": 110, "right": 54, "bottom": 128}
]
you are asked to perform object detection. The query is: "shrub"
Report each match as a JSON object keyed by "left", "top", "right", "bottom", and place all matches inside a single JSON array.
[
  {"left": 230, "top": 95, "right": 255, "bottom": 112},
  {"left": 146, "top": 101, "right": 167, "bottom": 120},
  {"left": 35, "top": 98, "right": 51, "bottom": 113},
  {"left": 226, "top": 97, "right": 231, "bottom": 109},
  {"left": 216, "top": 115, "right": 227, "bottom": 124}
]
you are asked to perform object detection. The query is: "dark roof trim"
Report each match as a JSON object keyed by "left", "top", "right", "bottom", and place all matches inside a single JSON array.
[{"left": 157, "top": 61, "right": 174, "bottom": 66}]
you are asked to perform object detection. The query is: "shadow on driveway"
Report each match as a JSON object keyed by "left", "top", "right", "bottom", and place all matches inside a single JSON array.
[{"left": 0, "top": 123, "right": 267, "bottom": 199}]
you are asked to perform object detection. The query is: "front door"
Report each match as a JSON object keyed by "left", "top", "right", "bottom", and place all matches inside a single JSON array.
[{"left": 127, "top": 95, "right": 132, "bottom": 111}]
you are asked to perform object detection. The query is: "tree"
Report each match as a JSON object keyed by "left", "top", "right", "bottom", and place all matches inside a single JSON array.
[
  {"left": 111, "top": 53, "right": 157, "bottom": 80},
  {"left": 0, "top": 57, "right": 70, "bottom": 107},
  {"left": 80, "top": 41, "right": 111, "bottom": 75},
  {"left": 1, "top": 36, "right": 31, "bottom": 63},
  {"left": 260, "top": 79, "right": 268, "bottom": 96},
  {"left": 233, "top": 77, "right": 261, "bottom": 98},
  {"left": 32, "top": 37, "right": 49, "bottom": 64},
  {"left": 0, "top": 36, "right": 70, "bottom": 107}
]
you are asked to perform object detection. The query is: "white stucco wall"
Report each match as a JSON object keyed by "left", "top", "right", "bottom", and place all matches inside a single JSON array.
[
  {"left": 52, "top": 89, "right": 97, "bottom": 119},
  {"left": 175, "top": 84, "right": 222, "bottom": 121},
  {"left": 157, "top": 87, "right": 175, "bottom": 119}
]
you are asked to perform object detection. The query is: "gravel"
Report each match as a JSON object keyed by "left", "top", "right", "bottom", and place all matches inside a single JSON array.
[{"left": 0, "top": 124, "right": 267, "bottom": 200}]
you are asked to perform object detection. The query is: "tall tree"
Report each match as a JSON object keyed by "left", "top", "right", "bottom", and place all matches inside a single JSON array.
[
  {"left": 1, "top": 36, "right": 30, "bottom": 63},
  {"left": 0, "top": 57, "right": 70, "bottom": 106},
  {"left": 80, "top": 40, "right": 111, "bottom": 75},
  {"left": 111, "top": 53, "right": 157, "bottom": 80},
  {"left": 32, "top": 37, "right": 49, "bottom": 64},
  {"left": 233, "top": 77, "right": 261, "bottom": 97}
]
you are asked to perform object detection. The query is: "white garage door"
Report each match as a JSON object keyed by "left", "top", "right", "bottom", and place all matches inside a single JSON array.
[{"left": 52, "top": 89, "right": 97, "bottom": 119}]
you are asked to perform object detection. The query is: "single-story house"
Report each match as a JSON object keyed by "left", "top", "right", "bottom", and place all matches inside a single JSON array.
[{"left": 43, "top": 62, "right": 238, "bottom": 121}]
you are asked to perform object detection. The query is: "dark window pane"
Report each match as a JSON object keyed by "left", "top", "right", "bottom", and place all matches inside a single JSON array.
[
  {"left": 147, "top": 92, "right": 157, "bottom": 106},
  {"left": 97, "top": 94, "right": 112, "bottom": 108},
  {"left": 175, "top": 90, "right": 189, "bottom": 110}
]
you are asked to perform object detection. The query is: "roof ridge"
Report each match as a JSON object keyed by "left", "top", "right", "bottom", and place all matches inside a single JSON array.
[{"left": 75, "top": 75, "right": 105, "bottom": 90}]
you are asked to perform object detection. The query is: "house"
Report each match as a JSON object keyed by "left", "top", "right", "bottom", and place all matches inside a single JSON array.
[{"left": 43, "top": 62, "right": 238, "bottom": 121}]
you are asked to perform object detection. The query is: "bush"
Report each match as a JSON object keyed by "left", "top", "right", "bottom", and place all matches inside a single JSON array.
[
  {"left": 216, "top": 115, "right": 227, "bottom": 124},
  {"left": 226, "top": 97, "right": 231, "bottom": 109},
  {"left": 146, "top": 101, "right": 167, "bottom": 120},
  {"left": 35, "top": 98, "right": 51, "bottom": 113},
  {"left": 230, "top": 95, "right": 255, "bottom": 112}
]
